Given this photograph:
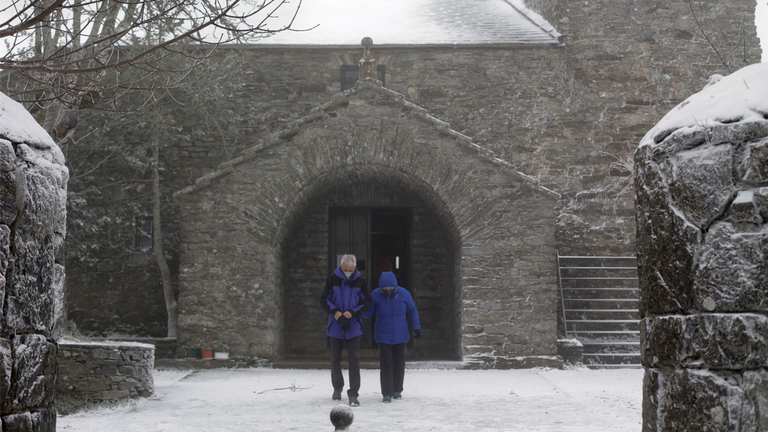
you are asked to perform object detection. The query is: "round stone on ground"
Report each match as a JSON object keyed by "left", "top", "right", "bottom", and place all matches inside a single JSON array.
[{"left": 330, "top": 404, "right": 354, "bottom": 430}]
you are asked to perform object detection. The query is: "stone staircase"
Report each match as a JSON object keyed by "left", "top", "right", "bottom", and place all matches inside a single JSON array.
[{"left": 557, "top": 254, "right": 641, "bottom": 369}]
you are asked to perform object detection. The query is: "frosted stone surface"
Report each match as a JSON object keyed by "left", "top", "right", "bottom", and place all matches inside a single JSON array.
[
  {"left": 637, "top": 64, "right": 768, "bottom": 432},
  {"left": 694, "top": 223, "right": 768, "bottom": 312},
  {"left": 11, "top": 334, "right": 57, "bottom": 411},
  {"left": 0, "top": 91, "right": 63, "bottom": 431},
  {"left": 642, "top": 315, "right": 768, "bottom": 369}
]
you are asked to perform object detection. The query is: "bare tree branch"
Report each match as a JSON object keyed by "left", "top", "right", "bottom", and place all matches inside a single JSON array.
[{"left": 1, "top": 0, "right": 301, "bottom": 110}]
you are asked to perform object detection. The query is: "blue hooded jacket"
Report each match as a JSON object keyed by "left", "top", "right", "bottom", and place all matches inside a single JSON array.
[
  {"left": 363, "top": 272, "right": 420, "bottom": 345},
  {"left": 320, "top": 267, "right": 371, "bottom": 339}
]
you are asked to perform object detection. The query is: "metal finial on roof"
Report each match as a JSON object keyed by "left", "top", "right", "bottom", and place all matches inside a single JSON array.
[{"left": 359, "top": 37, "right": 377, "bottom": 80}]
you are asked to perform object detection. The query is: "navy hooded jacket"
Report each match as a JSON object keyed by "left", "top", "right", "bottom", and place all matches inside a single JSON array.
[
  {"left": 363, "top": 272, "right": 420, "bottom": 345},
  {"left": 320, "top": 267, "right": 371, "bottom": 339}
]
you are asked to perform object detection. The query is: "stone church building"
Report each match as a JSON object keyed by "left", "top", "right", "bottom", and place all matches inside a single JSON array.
[{"left": 63, "top": 0, "right": 761, "bottom": 367}]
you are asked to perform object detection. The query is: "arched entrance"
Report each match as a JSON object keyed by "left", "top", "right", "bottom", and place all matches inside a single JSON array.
[{"left": 279, "top": 167, "right": 461, "bottom": 360}]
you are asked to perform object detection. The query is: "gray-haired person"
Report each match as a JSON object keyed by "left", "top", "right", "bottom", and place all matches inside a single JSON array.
[{"left": 320, "top": 254, "right": 371, "bottom": 407}]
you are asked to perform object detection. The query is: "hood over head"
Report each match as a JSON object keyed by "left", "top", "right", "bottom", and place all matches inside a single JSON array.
[{"left": 378, "top": 271, "right": 398, "bottom": 289}]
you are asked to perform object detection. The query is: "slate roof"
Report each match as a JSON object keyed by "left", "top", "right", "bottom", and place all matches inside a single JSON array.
[
  {"left": 174, "top": 78, "right": 561, "bottom": 200},
  {"left": 254, "top": 0, "right": 561, "bottom": 46}
]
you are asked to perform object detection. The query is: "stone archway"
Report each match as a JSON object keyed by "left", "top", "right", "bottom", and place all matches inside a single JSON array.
[{"left": 278, "top": 165, "right": 462, "bottom": 360}]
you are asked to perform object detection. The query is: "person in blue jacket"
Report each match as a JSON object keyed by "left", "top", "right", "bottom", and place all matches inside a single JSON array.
[
  {"left": 363, "top": 271, "right": 421, "bottom": 403},
  {"left": 320, "top": 254, "right": 371, "bottom": 407}
]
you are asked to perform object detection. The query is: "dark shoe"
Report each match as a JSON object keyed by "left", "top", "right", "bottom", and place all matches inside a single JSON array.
[
  {"left": 332, "top": 390, "right": 342, "bottom": 401},
  {"left": 394, "top": 393, "right": 402, "bottom": 400},
  {"left": 383, "top": 396, "right": 392, "bottom": 403},
  {"left": 349, "top": 396, "right": 360, "bottom": 407}
]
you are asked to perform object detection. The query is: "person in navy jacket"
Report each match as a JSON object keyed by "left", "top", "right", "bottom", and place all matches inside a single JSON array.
[
  {"left": 320, "top": 254, "right": 371, "bottom": 407},
  {"left": 363, "top": 271, "right": 421, "bottom": 403}
]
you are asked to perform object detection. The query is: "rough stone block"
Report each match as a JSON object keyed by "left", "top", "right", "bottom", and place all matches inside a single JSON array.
[
  {"left": 727, "top": 191, "right": 764, "bottom": 224},
  {"left": 31, "top": 408, "right": 56, "bottom": 431},
  {"left": 2, "top": 409, "right": 56, "bottom": 431},
  {"left": 755, "top": 187, "right": 768, "bottom": 221},
  {"left": 642, "top": 369, "right": 661, "bottom": 432},
  {"left": 5, "top": 242, "right": 55, "bottom": 335},
  {"left": 2, "top": 412, "right": 32, "bottom": 431},
  {"left": 694, "top": 222, "right": 768, "bottom": 312},
  {"left": 635, "top": 151, "right": 698, "bottom": 315},
  {"left": 738, "top": 138, "right": 768, "bottom": 185},
  {"left": 661, "top": 369, "right": 757, "bottom": 432},
  {"left": 0, "top": 140, "right": 14, "bottom": 172},
  {"left": 642, "top": 314, "right": 768, "bottom": 369},
  {"left": 0, "top": 171, "right": 16, "bottom": 225},
  {"left": 10, "top": 334, "right": 57, "bottom": 411},
  {"left": 662, "top": 144, "right": 735, "bottom": 229},
  {"left": 744, "top": 369, "right": 768, "bottom": 431},
  {"left": 0, "top": 338, "right": 10, "bottom": 403}
]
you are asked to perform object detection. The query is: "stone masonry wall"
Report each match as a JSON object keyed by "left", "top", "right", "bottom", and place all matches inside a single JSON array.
[
  {"left": 0, "top": 93, "right": 67, "bottom": 431},
  {"left": 57, "top": 342, "right": 154, "bottom": 402},
  {"left": 64, "top": 0, "right": 760, "bottom": 339},
  {"left": 635, "top": 66, "right": 768, "bottom": 431},
  {"left": 176, "top": 82, "right": 560, "bottom": 365}
]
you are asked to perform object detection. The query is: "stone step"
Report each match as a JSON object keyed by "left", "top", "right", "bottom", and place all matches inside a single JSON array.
[
  {"left": 561, "top": 278, "right": 639, "bottom": 288},
  {"left": 565, "top": 309, "right": 639, "bottom": 320},
  {"left": 557, "top": 256, "right": 637, "bottom": 268},
  {"left": 566, "top": 320, "right": 640, "bottom": 332},
  {"left": 562, "top": 299, "right": 639, "bottom": 310},
  {"left": 582, "top": 341, "right": 640, "bottom": 354},
  {"left": 562, "top": 288, "right": 640, "bottom": 299},
  {"left": 560, "top": 268, "right": 639, "bottom": 278}
]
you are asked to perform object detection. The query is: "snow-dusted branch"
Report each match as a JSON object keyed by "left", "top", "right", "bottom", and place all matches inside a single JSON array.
[{"left": 257, "top": 382, "right": 315, "bottom": 394}]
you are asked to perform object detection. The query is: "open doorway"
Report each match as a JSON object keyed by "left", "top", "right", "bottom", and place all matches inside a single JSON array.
[{"left": 329, "top": 207, "right": 412, "bottom": 349}]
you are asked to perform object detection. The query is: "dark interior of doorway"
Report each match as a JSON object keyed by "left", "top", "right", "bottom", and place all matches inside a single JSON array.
[{"left": 330, "top": 207, "right": 411, "bottom": 350}]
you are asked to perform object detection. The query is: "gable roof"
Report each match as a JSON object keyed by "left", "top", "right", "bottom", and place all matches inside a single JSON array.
[
  {"left": 174, "top": 78, "right": 561, "bottom": 200},
  {"left": 254, "top": 0, "right": 561, "bottom": 46}
]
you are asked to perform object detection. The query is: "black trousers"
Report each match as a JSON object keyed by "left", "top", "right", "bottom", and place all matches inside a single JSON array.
[
  {"left": 378, "top": 342, "right": 407, "bottom": 397},
  {"left": 330, "top": 336, "right": 361, "bottom": 397}
]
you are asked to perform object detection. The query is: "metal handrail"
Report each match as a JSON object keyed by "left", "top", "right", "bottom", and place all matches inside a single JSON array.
[{"left": 557, "top": 250, "right": 569, "bottom": 339}]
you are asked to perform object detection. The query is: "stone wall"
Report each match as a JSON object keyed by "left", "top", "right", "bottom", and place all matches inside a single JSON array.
[
  {"left": 0, "top": 93, "right": 67, "bottom": 431},
  {"left": 176, "top": 81, "right": 560, "bottom": 365},
  {"left": 57, "top": 342, "right": 154, "bottom": 402},
  {"left": 635, "top": 65, "right": 767, "bottom": 431},
  {"left": 62, "top": 0, "right": 761, "bottom": 340}
]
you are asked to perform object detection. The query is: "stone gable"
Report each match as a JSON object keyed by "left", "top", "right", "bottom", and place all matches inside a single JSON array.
[{"left": 175, "top": 79, "right": 560, "bottom": 364}]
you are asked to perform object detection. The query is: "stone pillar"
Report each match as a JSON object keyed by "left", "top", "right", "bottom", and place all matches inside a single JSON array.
[
  {"left": 0, "top": 93, "right": 68, "bottom": 431},
  {"left": 635, "top": 65, "right": 767, "bottom": 432}
]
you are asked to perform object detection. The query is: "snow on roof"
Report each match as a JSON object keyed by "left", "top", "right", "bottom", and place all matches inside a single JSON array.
[
  {"left": 255, "top": 0, "right": 561, "bottom": 46},
  {"left": 642, "top": 63, "right": 768, "bottom": 147},
  {"left": 0, "top": 91, "right": 55, "bottom": 149}
]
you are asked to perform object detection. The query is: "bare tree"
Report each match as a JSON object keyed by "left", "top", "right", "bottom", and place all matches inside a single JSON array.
[{"left": 1, "top": 0, "right": 302, "bottom": 121}]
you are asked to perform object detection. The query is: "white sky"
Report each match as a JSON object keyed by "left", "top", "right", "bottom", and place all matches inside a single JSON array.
[{"left": 758, "top": 1, "right": 768, "bottom": 61}]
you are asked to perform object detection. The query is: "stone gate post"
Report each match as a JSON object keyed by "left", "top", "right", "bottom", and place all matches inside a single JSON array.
[{"left": 635, "top": 64, "right": 768, "bottom": 432}]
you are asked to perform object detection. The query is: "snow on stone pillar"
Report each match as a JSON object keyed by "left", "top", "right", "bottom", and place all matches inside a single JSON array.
[
  {"left": 635, "top": 64, "right": 768, "bottom": 432},
  {"left": 0, "top": 92, "right": 68, "bottom": 431}
]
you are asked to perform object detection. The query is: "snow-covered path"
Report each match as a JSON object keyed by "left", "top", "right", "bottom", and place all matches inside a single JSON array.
[{"left": 58, "top": 366, "right": 643, "bottom": 431}]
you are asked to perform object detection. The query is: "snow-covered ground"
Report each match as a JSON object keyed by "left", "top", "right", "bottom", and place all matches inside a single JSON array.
[{"left": 58, "top": 366, "right": 643, "bottom": 432}]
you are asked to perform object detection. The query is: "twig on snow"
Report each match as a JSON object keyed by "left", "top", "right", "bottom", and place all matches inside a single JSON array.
[{"left": 257, "top": 381, "right": 314, "bottom": 394}]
